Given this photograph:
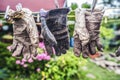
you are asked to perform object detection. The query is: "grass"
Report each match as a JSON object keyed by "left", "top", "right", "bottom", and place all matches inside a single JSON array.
[{"left": 84, "top": 60, "right": 120, "bottom": 80}]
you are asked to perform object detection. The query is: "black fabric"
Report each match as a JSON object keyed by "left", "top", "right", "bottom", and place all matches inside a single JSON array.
[{"left": 45, "top": 8, "right": 70, "bottom": 56}]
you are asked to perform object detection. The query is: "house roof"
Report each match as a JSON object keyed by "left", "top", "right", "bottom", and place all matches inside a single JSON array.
[{"left": 0, "top": 0, "right": 65, "bottom": 12}]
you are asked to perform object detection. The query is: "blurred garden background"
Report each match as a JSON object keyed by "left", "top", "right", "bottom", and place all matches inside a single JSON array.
[{"left": 0, "top": 0, "right": 120, "bottom": 80}]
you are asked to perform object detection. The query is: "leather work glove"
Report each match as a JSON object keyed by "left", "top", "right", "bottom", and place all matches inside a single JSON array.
[
  {"left": 73, "top": 8, "right": 104, "bottom": 58},
  {"left": 85, "top": 9, "right": 104, "bottom": 56},
  {"left": 45, "top": 8, "right": 70, "bottom": 56},
  {"left": 6, "top": 7, "right": 39, "bottom": 60},
  {"left": 73, "top": 9, "right": 90, "bottom": 58},
  {"left": 39, "top": 9, "right": 57, "bottom": 55}
]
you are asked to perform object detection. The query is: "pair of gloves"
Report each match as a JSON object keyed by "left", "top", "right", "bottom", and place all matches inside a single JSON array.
[
  {"left": 39, "top": 8, "right": 70, "bottom": 56},
  {"left": 73, "top": 8, "right": 104, "bottom": 58}
]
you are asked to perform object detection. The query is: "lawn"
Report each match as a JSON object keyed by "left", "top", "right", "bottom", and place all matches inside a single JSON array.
[{"left": 84, "top": 60, "right": 120, "bottom": 80}]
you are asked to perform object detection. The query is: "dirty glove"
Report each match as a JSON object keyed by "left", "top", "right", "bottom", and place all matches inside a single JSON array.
[
  {"left": 85, "top": 9, "right": 104, "bottom": 56},
  {"left": 73, "top": 8, "right": 104, "bottom": 58},
  {"left": 73, "top": 9, "right": 90, "bottom": 58},
  {"left": 6, "top": 8, "right": 39, "bottom": 60},
  {"left": 39, "top": 9, "right": 57, "bottom": 55},
  {"left": 45, "top": 8, "right": 70, "bottom": 56}
]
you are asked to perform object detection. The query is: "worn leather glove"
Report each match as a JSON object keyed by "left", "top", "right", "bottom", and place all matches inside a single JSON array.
[
  {"left": 39, "top": 9, "right": 57, "bottom": 55},
  {"left": 6, "top": 8, "right": 39, "bottom": 60},
  {"left": 73, "top": 9, "right": 90, "bottom": 58},
  {"left": 73, "top": 8, "right": 104, "bottom": 58},
  {"left": 115, "top": 46, "right": 120, "bottom": 57},
  {"left": 45, "top": 8, "right": 70, "bottom": 56},
  {"left": 85, "top": 9, "right": 104, "bottom": 56}
]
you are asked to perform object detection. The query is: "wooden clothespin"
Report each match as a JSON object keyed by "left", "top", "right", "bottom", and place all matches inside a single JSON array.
[
  {"left": 91, "top": 0, "right": 98, "bottom": 14},
  {"left": 4, "top": 5, "right": 10, "bottom": 19},
  {"left": 54, "top": 0, "right": 59, "bottom": 8}
]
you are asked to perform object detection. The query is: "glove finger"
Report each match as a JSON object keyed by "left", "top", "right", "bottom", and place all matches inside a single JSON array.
[
  {"left": 53, "top": 45, "right": 61, "bottom": 56},
  {"left": 44, "top": 40, "right": 53, "bottom": 55},
  {"left": 57, "top": 38, "right": 69, "bottom": 54},
  {"left": 73, "top": 38, "right": 82, "bottom": 57},
  {"left": 88, "top": 41, "right": 96, "bottom": 55},
  {"left": 82, "top": 45, "right": 89, "bottom": 58},
  {"left": 63, "top": 37, "right": 70, "bottom": 50},
  {"left": 41, "top": 17, "right": 57, "bottom": 46},
  {"left": 58, "top": 41, "right": 67, "bottom": 54}
]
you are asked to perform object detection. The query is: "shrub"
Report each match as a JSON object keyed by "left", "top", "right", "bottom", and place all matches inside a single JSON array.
[{"left": 0, "top": 42, "right": 88, "bottom": 80}]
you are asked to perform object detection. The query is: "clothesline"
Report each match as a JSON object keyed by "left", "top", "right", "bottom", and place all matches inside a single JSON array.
[
  {"left": 0, "top": 7, "right": 119, "bottom": 15},
  {"left": 1, "top": 17, "right": 120, "bottom": 25}
]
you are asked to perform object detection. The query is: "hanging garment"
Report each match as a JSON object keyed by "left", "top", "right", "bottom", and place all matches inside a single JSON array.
[
  {"left": 85, "top": 9, "right": 104, "bottom": 55},
  {"left": 73, "top": 8, "right": 104, "bottom": 58},
  {"left": 6, "top": 8, "right": 39, "bottom": 60},
  {"left": 39, "top": 9, "right": 57, "bottom": 55},
  {"left": 115, "top": 46, "right": 120, "bottom": 57},
  {"left": 73, "top": 9, "right": 90, "bottom": 58},
  {"left": 43, "top": 8, "right": 70, "bottom": 56}
]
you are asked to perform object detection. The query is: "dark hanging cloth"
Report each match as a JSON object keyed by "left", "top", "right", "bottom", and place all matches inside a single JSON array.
[{"left": 42, "top": 8, "right": 70, "bottom": 56}]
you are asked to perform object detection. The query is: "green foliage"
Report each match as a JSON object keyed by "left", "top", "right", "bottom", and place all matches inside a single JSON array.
[
  {"left": 68, "top": 11, "right": 75, "bottom": 21},
  {"left": 81, "top": 3, "right": 91, "bottom": 8},
  {"left": 71, "top": 3, "right": 78, "bottom": 10},
  {"left": 2, "top": 34, "right": 13, "bottom": 39},
  {"left": 100, "top": 26, "right": 114, "bottom": 39},
  {"left": 67, "top": 11, "right": 75, "bottom": 37},
  {"left": 43, "top": 50, "right": 87, "bottom": 80},
  {"left": 100, "top": 18, "right": 120, "bottom": 51},
  {"left": 0, "top": 69, "right": 9, "bottom": 80},
  {"left": 0, "top": 42, "right": 88, "bottom": 80},
  {"left": 100, "top": 25, "right": 114, "bottom": 51},
  {"left": 1, "top": 42, "right": 120, "bottom": 80},
  {"left": 69, "top": 24, "right": 74, "bottom": 37}
]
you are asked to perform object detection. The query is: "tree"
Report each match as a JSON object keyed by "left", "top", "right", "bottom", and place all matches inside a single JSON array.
[{"left": 81, "top": 2, "right": 91, "bottom": 8}]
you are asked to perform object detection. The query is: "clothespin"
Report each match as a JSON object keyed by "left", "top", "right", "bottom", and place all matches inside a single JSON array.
[
  {"left": 37, "top": 13, "right": 40, "bottom": 22},
  {"left": 63, "top": 0, "right": 67, "bottom": 8},
  {"left": 54, "top": 0, "right": 59, "bottom": 8},
  {"left": 16, "top": 3, "right": 22, "bottom": 11},
  {"left": 4, "top": 5, "right": 10, "bottom": 19},
  {"left": 91, "top": 0, "right": 98, "bottom": 14}
]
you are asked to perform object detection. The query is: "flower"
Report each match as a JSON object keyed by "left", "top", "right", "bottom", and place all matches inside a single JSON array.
[
  {"left": 36, "top": 54, "right": 42, "bottom": 61},
  {"left": 39, "top": 42, "right": 45, "bottom": 49},
  {"left": 36, "top": 53, "right": 51, "bottom": 61},
  {"left": 28, "top": 58, "right": 33, "bottom": 63},
  {"left": 44, "top": 56, "right": 51, "bottom": 60},
  {"left": 23, "top": 64, "right": 28, "bottom": 68},
  {"left": 36, "top": 68, "right": 41, "bottom": 72},
  {"left": 22, "top": 58, "right": 27, "bottom": 62},
  {"left": 20, "top": 61, "right": 25, "bottom": 65},
  {"left": 16, "top": 60, "right": 21, "bottom": 64}
]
